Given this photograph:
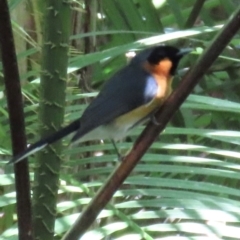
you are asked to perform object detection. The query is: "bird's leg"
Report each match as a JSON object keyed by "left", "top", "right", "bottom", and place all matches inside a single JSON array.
[
  {"left": 151, "top": 114, "right": 160, "bottom": 126},
  {"left": 111, "top": 139, "right": 124, "bottom": 161}
]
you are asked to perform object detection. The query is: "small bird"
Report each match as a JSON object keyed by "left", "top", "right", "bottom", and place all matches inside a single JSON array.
[{"left": 8, "top": 45, "right": 191, "bottom": 164}]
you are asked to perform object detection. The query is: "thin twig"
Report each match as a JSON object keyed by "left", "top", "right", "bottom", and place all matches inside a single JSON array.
[{"left": 185, "top": 0, "right": 206, "bottom": 28}]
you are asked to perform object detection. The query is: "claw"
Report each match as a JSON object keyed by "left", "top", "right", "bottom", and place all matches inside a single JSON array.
[{"left": 151, "top": 115, "right": 160, "bottom": 126}]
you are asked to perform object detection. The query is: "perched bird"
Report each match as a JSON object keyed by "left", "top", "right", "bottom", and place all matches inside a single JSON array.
[{"left": 8, "top": 45, "right": 191, "bottom": 164}]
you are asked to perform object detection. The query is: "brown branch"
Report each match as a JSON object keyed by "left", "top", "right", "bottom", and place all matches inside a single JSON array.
[
  {"left": 0, "top": 1, "right": 33, "bottom": 239},
  {"left": 62, "top": 6, "right": 240, "bottom": 240},
  {"left": 184, "top": 0, "right": 207, "bottom": 28}
]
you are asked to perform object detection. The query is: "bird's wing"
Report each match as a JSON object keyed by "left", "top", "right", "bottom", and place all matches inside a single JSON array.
[{"left": 72, "top": 64, "right": 158, "bottom": 140}]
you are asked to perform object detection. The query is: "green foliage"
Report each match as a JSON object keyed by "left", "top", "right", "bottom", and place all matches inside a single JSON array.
[{"left": 0, "top": 0, "right": 240, "bottom": 239}]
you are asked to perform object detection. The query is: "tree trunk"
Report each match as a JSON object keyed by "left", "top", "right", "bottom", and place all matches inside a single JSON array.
[{"left": 33, "top": 1, "right": 71, "bottom": 239}]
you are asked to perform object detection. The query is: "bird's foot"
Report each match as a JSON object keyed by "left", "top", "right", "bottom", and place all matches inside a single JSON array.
[{"left": 151, "top": 115, "right": 160, "bottom": 125}]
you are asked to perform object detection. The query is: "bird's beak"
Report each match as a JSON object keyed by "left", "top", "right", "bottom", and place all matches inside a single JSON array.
[{"left": 177, "top": 48, "right": 193, "bottom": 57}]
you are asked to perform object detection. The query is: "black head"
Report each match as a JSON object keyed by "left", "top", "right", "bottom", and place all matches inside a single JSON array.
[{"left": 147, "top": 46, "right": 192, "bottom": 75}]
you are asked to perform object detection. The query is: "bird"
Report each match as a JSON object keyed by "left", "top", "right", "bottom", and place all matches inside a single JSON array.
[{"left": 8, "top": 45, "right": 192, "bottom": 164}]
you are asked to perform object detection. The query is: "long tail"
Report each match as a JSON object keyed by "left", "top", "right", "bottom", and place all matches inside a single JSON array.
[{"left": 8, "top": 120, "right": 80, "bottom": 164}]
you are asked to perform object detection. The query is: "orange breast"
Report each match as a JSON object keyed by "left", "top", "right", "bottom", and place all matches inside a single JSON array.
[{"left": 112, "top": 60, "right": 173, "bottom": 130}]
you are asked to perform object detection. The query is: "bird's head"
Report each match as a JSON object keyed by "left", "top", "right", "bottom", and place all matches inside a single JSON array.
[{"left": 147, "top": 46, "right": 192, "bottom": 76}]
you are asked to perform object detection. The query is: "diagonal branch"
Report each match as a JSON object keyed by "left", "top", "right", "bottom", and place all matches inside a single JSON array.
[
  {"left": 0, "top": 1, "right": 33, "bottom": 239},
  {"left": 63, "top": 6, "right": 240, "bottom": 240},
  {"left": 184, "top": 0, "right": 207, "bottom": 28}
]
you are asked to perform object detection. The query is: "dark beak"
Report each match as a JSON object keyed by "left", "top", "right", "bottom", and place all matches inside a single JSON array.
[{"left": 177, "top": 48, "right": 193, "bottom": 57}]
